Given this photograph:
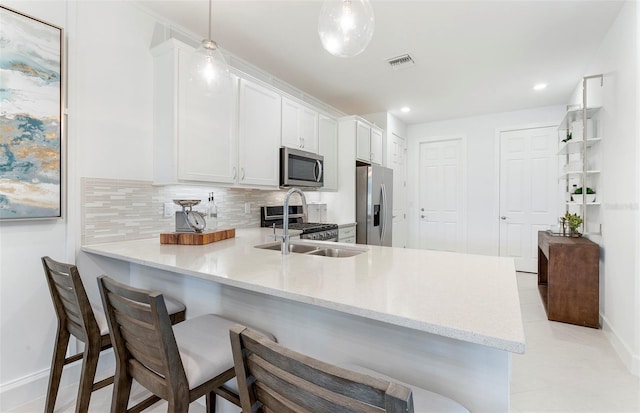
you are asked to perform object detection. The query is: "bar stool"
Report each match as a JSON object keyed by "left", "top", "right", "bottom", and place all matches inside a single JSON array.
[
  {"left": 97, "top": 275, "right": 276, "bottom": 412},
  {"left": 230, "top": 325, "right": 470, "bottom": 413},
  {"left": 42, "top": 256, "right": 186, "bottom": 413}
]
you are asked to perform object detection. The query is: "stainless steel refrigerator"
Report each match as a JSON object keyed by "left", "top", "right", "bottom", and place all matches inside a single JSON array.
[{"left": 356, "top": 165, "right": 393, "bottom": 246}]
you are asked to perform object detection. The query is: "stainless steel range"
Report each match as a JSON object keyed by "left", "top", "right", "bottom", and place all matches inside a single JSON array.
[{"left": 260, "top": 205, "right": 338, "bottom": 241}]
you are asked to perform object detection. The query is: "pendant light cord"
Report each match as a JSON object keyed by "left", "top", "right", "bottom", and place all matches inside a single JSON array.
[{"left": 208, "top": 0, "right": 212, "bottom": 41}]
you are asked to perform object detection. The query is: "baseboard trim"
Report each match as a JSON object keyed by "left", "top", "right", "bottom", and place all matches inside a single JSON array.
[
  {"left": 0, "top": 351, "right": 115, "bottom": 411},
  {"left": 601, "top": 313, "right": 640, "bottom": 377}
]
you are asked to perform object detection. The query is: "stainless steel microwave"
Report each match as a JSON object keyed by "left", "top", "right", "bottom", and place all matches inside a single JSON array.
[{"left": 280, "top": 147, "right": 324, "bottom": 188}]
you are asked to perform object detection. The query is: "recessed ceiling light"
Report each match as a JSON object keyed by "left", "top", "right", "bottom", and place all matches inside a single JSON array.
[
  {"left": 401, "top": 107, "right": 411, "bottom": 113},
  {"left": 533, "top": 83, "right": 547, "bottom": 91}
]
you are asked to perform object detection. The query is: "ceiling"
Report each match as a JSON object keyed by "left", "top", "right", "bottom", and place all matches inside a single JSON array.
[{"left": 138, "top": 0, "right": 624, "bottom": 125}]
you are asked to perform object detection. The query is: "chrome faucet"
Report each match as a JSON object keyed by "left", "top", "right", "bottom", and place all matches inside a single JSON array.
[{"left": 279, "top": 187, "right": 307, "bottom": 255}]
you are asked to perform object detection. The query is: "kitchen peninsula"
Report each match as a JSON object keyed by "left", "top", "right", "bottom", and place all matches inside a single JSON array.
[{"left": 81, "top": 228, "right": 525, "bottom": 412}]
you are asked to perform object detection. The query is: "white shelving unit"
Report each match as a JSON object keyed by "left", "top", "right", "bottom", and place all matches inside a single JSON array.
[
  {"left": 557, "top": 75, "right": 603, "bottom": 236},
  {"left": 557, "top": 138, "right": 601, "bottom": 155}
]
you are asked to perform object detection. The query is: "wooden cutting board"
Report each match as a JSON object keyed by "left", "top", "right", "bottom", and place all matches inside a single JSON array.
[{"left": 160, "top": 228, "right": 235, "bottom": 245}]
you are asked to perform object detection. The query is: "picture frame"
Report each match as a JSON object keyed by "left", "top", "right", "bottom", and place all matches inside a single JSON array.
[{"left": 0, "top": 5, "right": 64, "bottom": 220}]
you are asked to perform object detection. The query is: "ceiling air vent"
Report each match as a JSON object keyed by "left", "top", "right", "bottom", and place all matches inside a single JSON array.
[{"left": 386, "top": 54, "right": 415, "bottom": 70}]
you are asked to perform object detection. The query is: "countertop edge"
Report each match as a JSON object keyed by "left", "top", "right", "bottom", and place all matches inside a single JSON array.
[{"left": 81, "top": 243, "right": 525, "bottom": 354}]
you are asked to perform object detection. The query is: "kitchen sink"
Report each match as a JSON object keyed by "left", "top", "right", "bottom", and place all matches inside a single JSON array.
[
  {"left": 254, "top": 242, "right": 320, "bottom": 254},
  {"left": 254, "top": 241, "right": 367, "bottom": 257},
  {"left": 307, "top": 248, "right": 365, "bottom": 258}
]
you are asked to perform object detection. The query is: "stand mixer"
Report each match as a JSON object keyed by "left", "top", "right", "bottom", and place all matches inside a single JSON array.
[{"left": 173, "top": 200, "right": 206, "bottom": 233}]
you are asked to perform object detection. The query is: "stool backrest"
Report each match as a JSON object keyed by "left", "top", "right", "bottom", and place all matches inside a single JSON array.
[
  {"left": 97, "top": 275, "right": 187, "bottom": 401},
  {"left": 230, "top": 325, "right": 414, "bottom": 413},
  {"left": 42, "top": 256, "right": 99, "bottom": 343}
]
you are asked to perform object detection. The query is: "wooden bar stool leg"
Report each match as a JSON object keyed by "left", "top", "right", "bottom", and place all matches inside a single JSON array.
[
  {"left": 75, "top": 341, "right": 100, "bottom": 413},
  {"left": 168, "top": 396, "right": 189, "bottom": 413},
  {"left": 206, "top": 391, "right": 216, "bottom": 413},
  {"left": 111, "top": 370, "right": 133, "bottom": 413},
  {"left": 45, "top": 328, "right": 70, "bottom": 413}
]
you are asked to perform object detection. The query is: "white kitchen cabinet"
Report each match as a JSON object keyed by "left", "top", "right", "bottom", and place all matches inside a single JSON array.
[
  {"left": 178, "top": 71, "right": 238, "bottom": 184},
  {"left": 318, "top": 114, "right": 338, "bottom": 191},
  {"left": 346, "top": 116, "right": 384, "bottom": 165},
  {"left": 152, "top": 39, "right": 237, "bottom": 185},
  {"left": 281, "top": 97, "right": 319, "bottom": 153},
  {"left": 370, "top": 126, "right": 383, "bottom": 165},
  {"left": 338, "top": 223, "right": 356, "bottom": 244},
  {"left": 238, "top": 78, "right": 281, "bottom": 187},
  {"left": 355, "top": 120, "right": 370, "bottom": 162}
]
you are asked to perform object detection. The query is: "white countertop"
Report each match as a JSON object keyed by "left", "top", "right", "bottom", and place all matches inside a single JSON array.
[{"left": 82, "top": 228, "right": 525, "bottom": 354}]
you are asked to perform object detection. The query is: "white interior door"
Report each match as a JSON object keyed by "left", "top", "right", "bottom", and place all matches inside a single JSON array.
[
  {"left": 390, "top": 133, "right": 407, "bottom": 248},
  {"left": 499, "top": 126, "right": 558, "bottom": 273},
  {"left": 418, "top": 138, "right": 465, "bottom": 252}
]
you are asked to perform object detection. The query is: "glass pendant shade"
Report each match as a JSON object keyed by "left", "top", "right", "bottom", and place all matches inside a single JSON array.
[
  {"left": 189, "top": 0, "right": 230, "bottom": 95},
  {"left": 318, "top": 0, "right": 375, "bottom": 58},
  {"left": 189, "top": 39, "right": 230, "bottom": 95}
]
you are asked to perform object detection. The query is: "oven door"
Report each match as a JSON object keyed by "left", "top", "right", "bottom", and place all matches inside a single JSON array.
[{"left": 280, "top": 147, "right": 324, "bottom": 188}]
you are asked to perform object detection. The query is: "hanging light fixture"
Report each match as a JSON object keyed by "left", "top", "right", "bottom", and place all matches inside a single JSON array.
[
  {"left": 317, "top": 0, "right": 375, "bottom": 58},
  {"left": 189, "top": 0, "right": 230, "bottom": 94}
]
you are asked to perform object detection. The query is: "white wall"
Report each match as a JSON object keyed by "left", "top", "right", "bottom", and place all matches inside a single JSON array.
[
  {"left": 407, "top": 105, "right": 565, "bottom": 255},
  {"left": 0, "top": 2, "right": 70, "bottom": 409},
  {"left": 574, "top": 0, "right": 639, "bottom": 375},
  {"left": 0, "top": 1, "right": 159, "bottom": 409},
  {"left": 637, "top": 0, "right": 640, "bottom": 377}
]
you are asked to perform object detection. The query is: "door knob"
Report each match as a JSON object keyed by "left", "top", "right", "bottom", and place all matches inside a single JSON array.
[
  {"left": 500, "top": 216, "right": 507, "bottom": 220},
  {"left": 421, "top": 215, "right": 425, "bottom": 219}
]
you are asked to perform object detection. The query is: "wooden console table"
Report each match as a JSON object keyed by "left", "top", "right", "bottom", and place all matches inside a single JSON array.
[{"left": 537, "top": 231, "right": 600, "bottom": 328}]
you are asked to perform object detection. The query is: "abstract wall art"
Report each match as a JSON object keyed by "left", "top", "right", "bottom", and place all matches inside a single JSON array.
[{"left": 0, "top": 5, "right": 64, "bottom": 219}]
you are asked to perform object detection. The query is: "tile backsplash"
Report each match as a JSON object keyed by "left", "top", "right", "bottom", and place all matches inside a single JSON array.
[{"left": 81, "top": 178, "right": 291, "bottom": 245}]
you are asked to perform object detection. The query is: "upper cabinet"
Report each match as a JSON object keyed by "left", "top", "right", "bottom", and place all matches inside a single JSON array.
[
  {"left": 152, "top": 38, "right": 336, "bottom": 190},
  {"left": 318, "top": 114, "right": 338, "bottom": 191},
  {"left": 152, "top": 39, "right": 280, "bottom": 189},
  {"left": 152, "top": 39, "right": 238, "bottom": 185},
  {"left": 177, "top": 66, "right": 238, "bottom": 184},
  {"left": 281, "top": 97, "right": 319, "bottom": 153},
  {"left": 237, "top": 78, "right": 281, "bottom": 187},
  {"left": 351, "top": 117, "right": 384, "bottom": 165},
  {"left": 370, "top": 126, "right": 383, "bottom": 165}
]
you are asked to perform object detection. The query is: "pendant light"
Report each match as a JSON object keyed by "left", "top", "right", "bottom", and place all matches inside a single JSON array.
[
  {"left": 189, "top": 0, "right": 230, "bottom": 94},
  {"left": 317, "top": 0, "right": 375, "bottom": 58}
]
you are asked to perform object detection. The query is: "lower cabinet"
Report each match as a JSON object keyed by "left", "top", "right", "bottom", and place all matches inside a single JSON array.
[{"left": 338, "top": 224, "right": 356, "bottom": 244}]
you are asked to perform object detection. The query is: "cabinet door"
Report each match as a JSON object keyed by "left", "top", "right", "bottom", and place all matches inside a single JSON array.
[
  {"left": 281, "top": 97, "right": 301, "bottom": 149},
  {"left": 356, "top": 120, "right": 371, "bottom": 162},
  {"left": 282, "top": 97, "right": 319, "bottom": 153},
  {"left": 370, "top": 126, "right": 383, "bottom": 165},
  {"left": 238, "top": 79, "right": 281, "bottom": 187},
  {"left": 318, "top": 114, "right": 338, "bottom": 190},
  {"left": 299, "top": 105, "right": 319, "bottom": 153},
  {"left": 338, "top": 224, "right": 356, "bottom": 243},
  {"left": 178, "top": 51, "right": 238, "bottom": 183}
]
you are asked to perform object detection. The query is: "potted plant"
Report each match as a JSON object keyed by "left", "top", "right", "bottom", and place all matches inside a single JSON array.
[
  {"left": 572, "top": 187, "right": 596, "bottom": 203},
  {"left": 563, "top": 212, "right": 583, "bottom": 237}
]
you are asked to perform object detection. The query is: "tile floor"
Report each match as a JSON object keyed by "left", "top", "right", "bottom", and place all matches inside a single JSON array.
[
  {"left": 8, "top": 272, "right": 640, "bottom": 412},
  {"left": 511, "top": 272, "right": 640, "bottom": 412}
]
